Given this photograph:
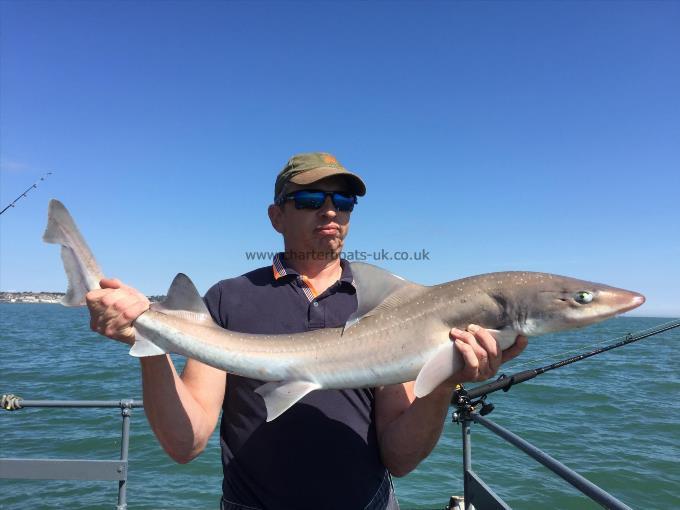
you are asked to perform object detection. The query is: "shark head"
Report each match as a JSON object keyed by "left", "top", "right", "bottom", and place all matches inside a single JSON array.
[{"left": 509, "top": 274, "right": 645, "bottom": 336}]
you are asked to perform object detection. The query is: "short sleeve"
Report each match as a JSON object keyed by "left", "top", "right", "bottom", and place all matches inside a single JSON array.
[{"left": 203, "top": 281, "right": 228, "bottom": 328}]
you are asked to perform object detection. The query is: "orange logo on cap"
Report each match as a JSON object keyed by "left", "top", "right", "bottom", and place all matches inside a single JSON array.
[{"left": 322, "top": 155, "right": 338, "bottom": 165}]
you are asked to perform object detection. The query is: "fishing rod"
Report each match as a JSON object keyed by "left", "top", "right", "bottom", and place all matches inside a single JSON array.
[
  {"left": 451, "top": 319, "right": 680, "bottom": 418},
  {"left": 0, "top": 172, "right": 53, "bottom": 216}
]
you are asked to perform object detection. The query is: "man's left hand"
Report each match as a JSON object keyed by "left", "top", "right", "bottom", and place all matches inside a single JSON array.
[{"left": 447, "top": 325, "right": 528, "bottom": 386}]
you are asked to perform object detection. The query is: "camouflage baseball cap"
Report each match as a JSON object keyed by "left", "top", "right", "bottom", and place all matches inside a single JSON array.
[{"left": 274, "top": 152, "right": 367, "bottom": 200}]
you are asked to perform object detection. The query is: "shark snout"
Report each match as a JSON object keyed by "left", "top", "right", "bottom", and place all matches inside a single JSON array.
[
  {"left": 604, "top": 289, "right": 646, "bottom": 315},
  {"left": 621, "top": 292, "right": 645, "bottom": 313}
]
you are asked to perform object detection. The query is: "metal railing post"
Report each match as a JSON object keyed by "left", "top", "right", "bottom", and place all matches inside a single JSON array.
[
  {"left": 117, "top": 400, "right": 133, "bottom": 510},
  {"left": 462, "top": 418, "right": 472, "bottom": 510}
]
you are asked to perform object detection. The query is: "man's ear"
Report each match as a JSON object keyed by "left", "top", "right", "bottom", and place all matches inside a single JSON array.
[{"left": 268, "top": 204, "right": 284, "bottom": 234}]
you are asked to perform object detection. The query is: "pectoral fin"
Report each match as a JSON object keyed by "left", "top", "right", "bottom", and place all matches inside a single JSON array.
[
  {"left": 414, "top": 342, "right": 464, "bottom": 398},
  {"left": 414, "top": 328, "right": 520, "bottom": 398},
  {"left": 255, "top": 380, "right": 321, "bottom": 422},
  {"left": 487, "top": 328, "right": 521, "bottom": 350}
]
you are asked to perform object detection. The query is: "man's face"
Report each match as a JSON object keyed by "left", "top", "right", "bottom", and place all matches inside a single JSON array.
[{"left": 269, "top": 175, "right": 352, "bottom": 259}]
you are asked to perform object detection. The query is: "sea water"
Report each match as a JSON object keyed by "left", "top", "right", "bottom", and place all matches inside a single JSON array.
[{"left": 1, "top": 304, "right": 678, "bottom": 509}]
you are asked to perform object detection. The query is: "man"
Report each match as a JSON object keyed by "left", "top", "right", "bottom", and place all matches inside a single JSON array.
[{"left": 86, "top": 152, "right": 527, "bottom": 510}]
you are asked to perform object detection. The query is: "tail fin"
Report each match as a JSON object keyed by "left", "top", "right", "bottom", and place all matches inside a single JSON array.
[{"left": 43, "top": 199, "right": 104, "bottom": 306}]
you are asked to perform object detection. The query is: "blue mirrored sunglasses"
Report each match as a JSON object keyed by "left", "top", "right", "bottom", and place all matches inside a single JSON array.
[{"left": 276, "top": 189, "right": 357, "bottom": 212}]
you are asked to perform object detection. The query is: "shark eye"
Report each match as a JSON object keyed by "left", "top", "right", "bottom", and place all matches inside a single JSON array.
[{"left": 574, "top": 291, "right": 593, "bottom": 304}]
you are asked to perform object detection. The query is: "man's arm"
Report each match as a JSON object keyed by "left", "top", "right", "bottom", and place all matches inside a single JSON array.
[
  {"left": 86, "top": 278, "right": 225, "bottom": 463},
  {"left": 138, "top": 356, "right": 225, "bottom": 463},
  {"left": 375, "top": 326, "right": 528, "bottom": 477}
]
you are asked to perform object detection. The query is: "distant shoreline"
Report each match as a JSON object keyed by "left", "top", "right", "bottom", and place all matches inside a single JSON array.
[
  {"left": 0, "top": 291, "right": 64, "bottom": 304},
  {"left": 0, "top": 292, "right": 165, "bottom": 304}
]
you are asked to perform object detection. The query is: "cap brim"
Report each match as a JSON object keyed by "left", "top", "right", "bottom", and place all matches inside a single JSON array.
[{"left": 289, "top": 167, "right": 366, "bottom": 196}]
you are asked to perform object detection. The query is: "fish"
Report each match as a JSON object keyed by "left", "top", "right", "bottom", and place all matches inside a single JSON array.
[{"left": 44, "top": 199, "right": 645, "bottom": 421}]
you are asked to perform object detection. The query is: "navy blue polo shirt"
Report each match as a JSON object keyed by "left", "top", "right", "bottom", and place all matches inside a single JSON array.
[{"left": 203, "top": 253, "right": 388, "bottom": 510}]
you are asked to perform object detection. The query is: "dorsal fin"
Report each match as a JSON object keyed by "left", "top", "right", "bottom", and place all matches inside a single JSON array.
[
  {"left": 151, "top": 273, "right": 219, "bottom": 327},
  {"left": 344, "top": 262, "right": 427, "bottom": 332},
  {"left": 363, "top": 284, "right": 428, "bottom": 317}
]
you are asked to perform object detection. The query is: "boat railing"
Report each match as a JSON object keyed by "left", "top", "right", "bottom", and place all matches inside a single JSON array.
[
  {"left": 0, "top": 395, "right": 636, "bottom": 510},
  {"left": 457, "top": 410, "right": 634, "bottom": 510},
  {"left": 0, "top": 397, "right": 143, "bottom": 510}
]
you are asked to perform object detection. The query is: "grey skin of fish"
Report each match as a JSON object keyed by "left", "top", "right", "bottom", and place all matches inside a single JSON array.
[{"left": 43, "top": 199, "right": 646, "bottom": 421}]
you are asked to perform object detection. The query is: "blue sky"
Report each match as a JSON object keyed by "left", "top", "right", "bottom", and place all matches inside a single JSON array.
[{"left": 1, "top": 1, "right": 678, "bottom": 317}]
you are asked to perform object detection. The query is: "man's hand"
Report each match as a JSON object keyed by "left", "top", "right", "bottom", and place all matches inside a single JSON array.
[
  {"left": 85, "top": 278, "right": 150, "bottom": 345},
  {"left": 448, "top": 324, "right": 528, "bottom": 385}
]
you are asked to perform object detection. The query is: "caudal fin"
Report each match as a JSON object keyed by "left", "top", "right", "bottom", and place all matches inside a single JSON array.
[{"left": 43, "top": 199, "right": 104, "bottom": 306}]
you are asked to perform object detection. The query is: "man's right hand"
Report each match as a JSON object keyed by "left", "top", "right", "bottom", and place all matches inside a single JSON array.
[{"left": 86, "top": 278, "right": 150, "bottom": 345}]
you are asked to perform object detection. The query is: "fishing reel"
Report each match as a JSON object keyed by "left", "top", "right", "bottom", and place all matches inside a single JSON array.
[{"left": 451, "top": 384, "right": 495, "bottom": 423}]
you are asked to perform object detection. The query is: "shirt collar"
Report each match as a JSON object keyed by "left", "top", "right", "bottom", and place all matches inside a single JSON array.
[
  {"left": 272, "top": 252, "right": 290, "bottom": 280},
  {"left": 272, "top": 252, "right": 355, "bottom": 288}
]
